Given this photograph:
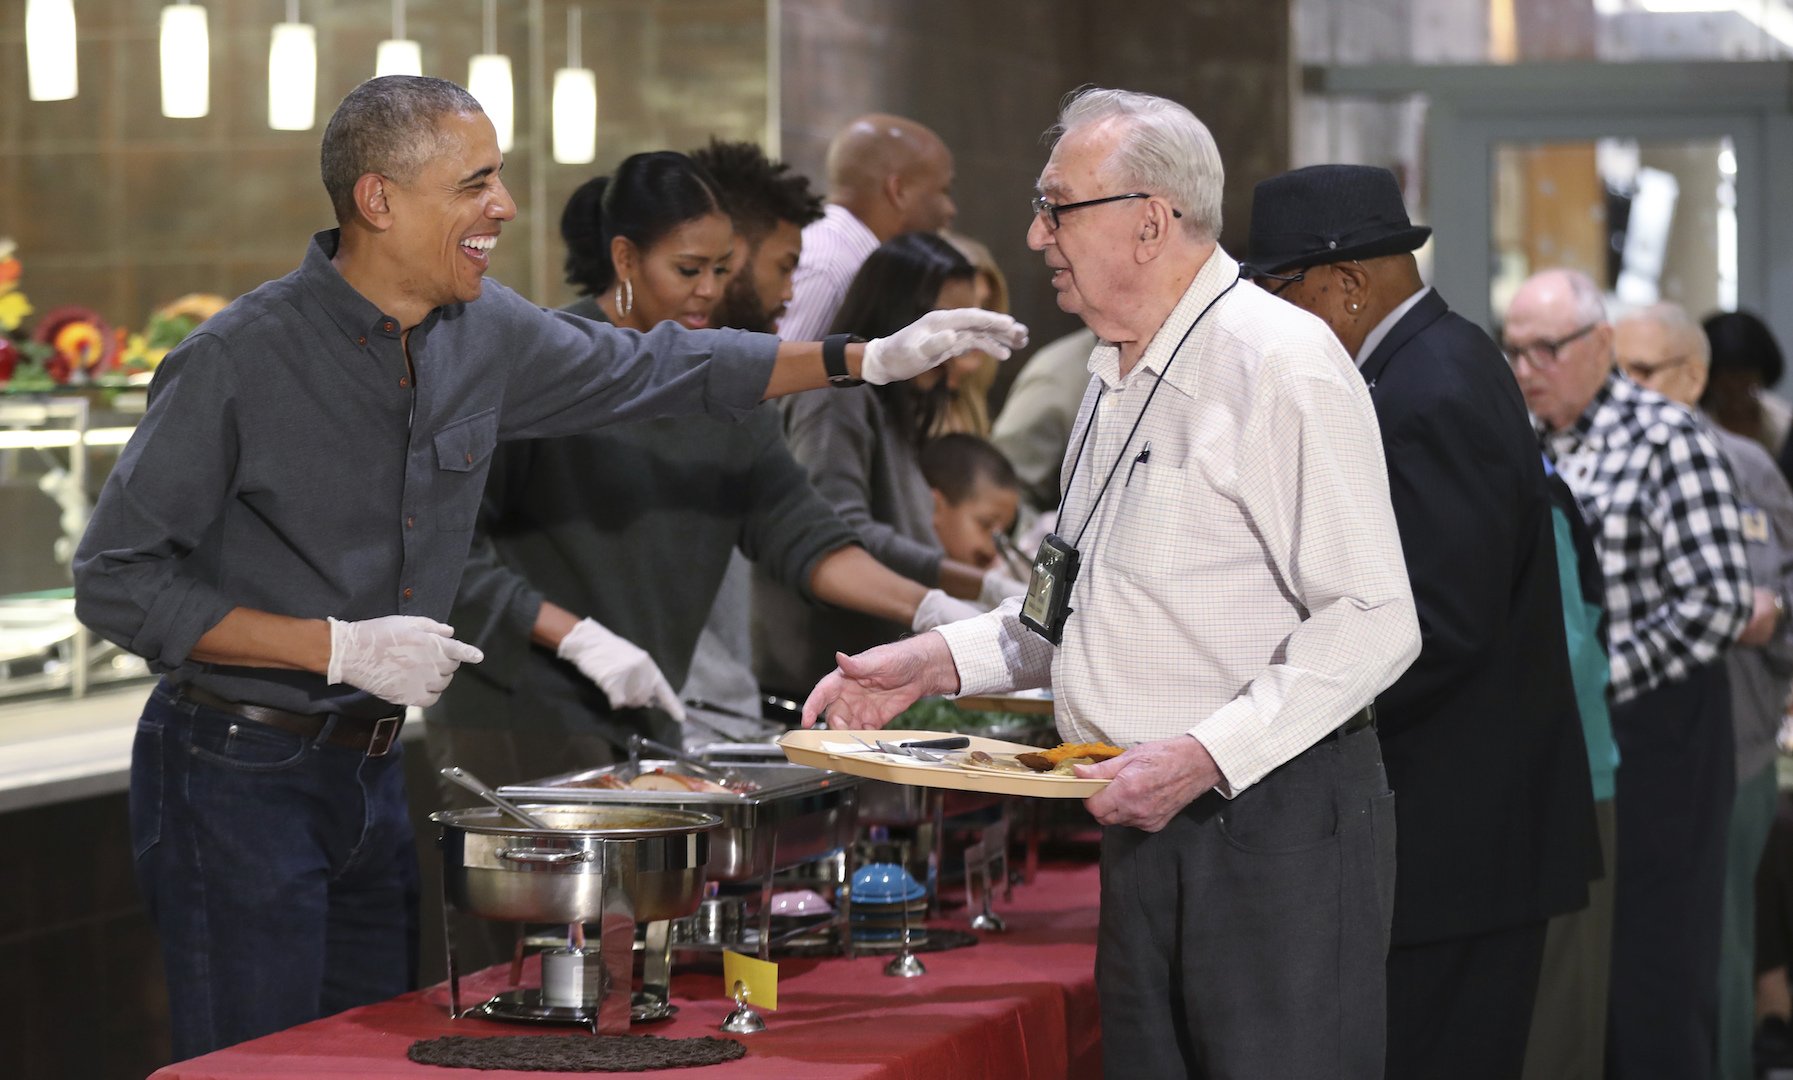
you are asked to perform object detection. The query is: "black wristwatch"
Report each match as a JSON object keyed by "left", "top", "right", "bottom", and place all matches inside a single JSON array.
[{"left": 822, "top": 333, "right": 865, "bottom": 387}]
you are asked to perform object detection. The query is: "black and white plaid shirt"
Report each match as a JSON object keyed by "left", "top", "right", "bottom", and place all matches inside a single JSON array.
[{"left": 1541, "top": 369, "right": 1753, "bottom": 704}]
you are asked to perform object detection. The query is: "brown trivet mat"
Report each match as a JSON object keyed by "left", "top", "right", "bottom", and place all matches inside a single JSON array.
[{"left": 407, "top": 1034, "right": 746, "bottom": 1071}]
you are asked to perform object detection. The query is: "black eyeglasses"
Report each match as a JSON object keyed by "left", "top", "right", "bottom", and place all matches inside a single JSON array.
[
  {"left": 1030, "top": 192, "right": 1183, "bottom": 231},
  {"left": 1501, "top": 322, "right": 1599, "bottom": 371}
]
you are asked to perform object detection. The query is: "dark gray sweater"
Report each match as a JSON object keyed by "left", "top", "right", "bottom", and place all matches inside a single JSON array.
[
  {"left": 752, "top": 383, "right": 943, "bottom": 696},
  {"left": 427, "top": 302, "right": 856, "bottom": 745}
]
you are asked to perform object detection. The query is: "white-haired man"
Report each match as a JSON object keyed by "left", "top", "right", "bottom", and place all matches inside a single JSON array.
[
  {"left": 1504, "top": 272, "right": 1753, "bottom": 1080},
  {"left": 1614, "top": 301, "right": 1793, "bottom": 1080},
  {"left": 803, "top": 88, "right": 1421, "bottom": 1078}
]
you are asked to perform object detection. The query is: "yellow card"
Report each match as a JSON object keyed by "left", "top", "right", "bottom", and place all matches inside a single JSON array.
[{"left": 721, "top": 950, "right": 778, "bottom": 1011}]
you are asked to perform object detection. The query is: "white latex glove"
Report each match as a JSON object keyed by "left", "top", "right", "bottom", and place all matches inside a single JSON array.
[
  {"left": 911, "top": 588, "right": 986, "bottom": 633},
  {"left": 861, "top": 308, "right": 1029, "bottom": 386},
  {"left": 978, "top": 569, "right": 1029, "bottom": 610},
  {"left": 557, "top": 617, "right": 688, "bottom": 722},
  {"left": 326, "top": 615, "right": 484, "bottom": 708}
]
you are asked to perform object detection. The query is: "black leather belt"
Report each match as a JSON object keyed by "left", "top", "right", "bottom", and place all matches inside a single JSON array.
[
  {"left": 181, "top": 684, "right": 404, "bottom": 757},
  {"left": 1332, "top": 703, "right": 1377, "bottom": 740}
]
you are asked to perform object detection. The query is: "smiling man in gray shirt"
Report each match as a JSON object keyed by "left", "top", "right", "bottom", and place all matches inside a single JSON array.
[{"left": 71, "top": 76, "right": 1023, "bottom": 1060}]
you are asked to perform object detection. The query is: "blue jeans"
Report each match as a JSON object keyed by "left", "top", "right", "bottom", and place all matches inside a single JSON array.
[{"left": 131, "top": 680, "right": 420, "bottom": 1060}]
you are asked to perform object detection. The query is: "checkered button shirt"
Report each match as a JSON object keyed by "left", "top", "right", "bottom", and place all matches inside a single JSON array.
[
  {"left": 936, "top": 250, "right": 1421, "bottom": 797},
  {"left": 1542, "top": 369, "right": 1753, "bottom": 703}
]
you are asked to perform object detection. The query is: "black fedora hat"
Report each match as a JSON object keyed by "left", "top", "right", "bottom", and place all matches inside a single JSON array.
[{"left": 1242, "top": 164, "right": 1432, "bottom": 277}]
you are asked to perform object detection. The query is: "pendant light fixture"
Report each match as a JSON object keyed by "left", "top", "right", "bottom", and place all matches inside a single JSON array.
[
  {"left": 267, "top": 0, "right": 316, "bottom": 130},
  {"left": 466, "top": 0, "right": 513, "bottom": 152},
  {"left": 551, "top": 7, "right": 596, "bottom": 165},
  {"left": 25, "top": 0, "right": 79, "bottom": 102},
  {"left": 374, "top": 0, "right": 422, "bottom": 77},
  {"left": 159, "top": 0, "right": 209, "bottom": 118}
]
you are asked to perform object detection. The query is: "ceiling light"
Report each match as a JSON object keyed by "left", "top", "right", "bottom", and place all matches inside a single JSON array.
[
  {"left": 552, "top": 7, "right": 596, "bottom": 165},
  {"left": 375, "top": 0, "right": 421, "bottom": 76},
  {"left": 268, "top": 0, "right": 316, "bottom": 131},
  {"left": 159, "top": 2, "right": 209, "bottom": 119},
  {"left": 467, "top": 0, "right": 512, "bottom": 151},
  {"left": 25, "top": 0, "right": 79, "bottom": 102}
]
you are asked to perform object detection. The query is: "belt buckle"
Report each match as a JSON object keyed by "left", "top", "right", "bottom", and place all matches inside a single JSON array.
[{"left": 366, "top": 716, "right": 400, "bottom": 757}]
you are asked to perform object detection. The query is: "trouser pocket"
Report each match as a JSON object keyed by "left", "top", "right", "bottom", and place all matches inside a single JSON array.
[
  {"left": 130, "top": 711, "right": 167, "bottom": 861},
  {"left": 1370, "top": 789, "right": 1397, "bottom": 947}
]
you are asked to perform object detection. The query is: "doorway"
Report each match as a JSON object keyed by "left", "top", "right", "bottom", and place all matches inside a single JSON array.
[{"left": 1307, "top": 61, "right": 1793, "bottom": 373}]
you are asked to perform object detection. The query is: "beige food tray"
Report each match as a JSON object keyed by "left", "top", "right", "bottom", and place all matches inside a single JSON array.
[{"left": 777, "top": 728, "right": 1109, "bottom": 799}]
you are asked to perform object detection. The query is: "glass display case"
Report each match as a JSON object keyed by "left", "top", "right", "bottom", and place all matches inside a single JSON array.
[{"left": 0, "top": 393, "right": 150, "bottom": 701}]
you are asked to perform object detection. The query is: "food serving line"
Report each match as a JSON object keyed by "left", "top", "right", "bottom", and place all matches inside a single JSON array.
[
  {"left": 145, "top": 859, "right": 1102, "bottom": 1079},
  {"left": 149, "top": 701, "right": 1114, "bottom": 1077}
]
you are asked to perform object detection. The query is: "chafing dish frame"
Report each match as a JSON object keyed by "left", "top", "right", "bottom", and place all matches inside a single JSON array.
[{"left": 500, "top": 760, "right": 862, "bottom": 1010}]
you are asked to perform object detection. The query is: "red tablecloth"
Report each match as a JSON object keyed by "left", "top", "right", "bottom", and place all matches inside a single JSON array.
[{"left": 149, "top": 861, "right": 1102, "bottom": 1079}]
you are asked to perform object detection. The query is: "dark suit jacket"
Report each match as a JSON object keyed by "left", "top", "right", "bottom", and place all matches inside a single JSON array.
[{"left": 1361, "top": 288, "right": 1601, "bottom": 945}]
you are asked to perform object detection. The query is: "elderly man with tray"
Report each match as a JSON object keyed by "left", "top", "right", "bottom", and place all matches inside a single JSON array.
[{"left": 793, "top": 87, "right": 1420, "bottom": 1080}]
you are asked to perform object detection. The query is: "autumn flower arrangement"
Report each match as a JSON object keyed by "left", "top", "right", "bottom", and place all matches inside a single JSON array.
[{"left": 0, "top": 238, "right": 225, "bottom": 390}]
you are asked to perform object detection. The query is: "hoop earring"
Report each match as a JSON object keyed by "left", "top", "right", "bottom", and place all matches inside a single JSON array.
[{"left": 615, "top": 279, "right": 634, "bottom": 318}]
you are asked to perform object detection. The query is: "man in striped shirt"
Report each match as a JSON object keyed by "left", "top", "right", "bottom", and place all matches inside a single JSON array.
[
  {"left": 1505, "top": 269, "right": 1754, "bottom": 1080},
  {"left": 777, "top": 114, "right": 956, "bottom": 341}
]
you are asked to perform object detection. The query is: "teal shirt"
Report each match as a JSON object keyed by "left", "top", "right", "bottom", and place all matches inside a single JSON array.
[{"left": 1553, "top": 505, "right": 1619, "bottom": 801}]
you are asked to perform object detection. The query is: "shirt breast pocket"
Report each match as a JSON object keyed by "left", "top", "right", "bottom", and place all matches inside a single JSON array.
[
  {"left": 1106, "top": 459, "right": 1248, "bottom": 585},
  {"left": 433, "top": 409, "right": 498, "bottom": 531},
  {"left": 1105, "top": 462, "right": 1195, "bottom": 584}
]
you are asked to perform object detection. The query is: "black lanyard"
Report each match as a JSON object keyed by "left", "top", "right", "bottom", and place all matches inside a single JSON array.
[{"left": 1056, "top": 280, "right": 1237, "bottom": 548}]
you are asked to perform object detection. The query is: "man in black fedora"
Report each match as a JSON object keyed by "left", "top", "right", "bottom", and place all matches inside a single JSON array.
[{"left": 1245, "top": 164, "right": 1601, "bottom": 1080}]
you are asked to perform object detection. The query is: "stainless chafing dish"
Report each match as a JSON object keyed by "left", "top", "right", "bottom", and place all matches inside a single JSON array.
[
  {"left": 499, "top": 759, "right": 860, "bottom": 882},
  {"left": 432, "top": 803, "right": 721, "bottom": 1030},
  {"left": 432, "top": 803, "right": 720, "bottom": 924},
  {"left": 503, "top": 755, "right": 862, "bottom": 1015}
]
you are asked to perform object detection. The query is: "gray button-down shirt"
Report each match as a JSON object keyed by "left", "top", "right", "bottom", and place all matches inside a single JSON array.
[{"left": 73, "top": 230, "right": 778, "bottom": 717}]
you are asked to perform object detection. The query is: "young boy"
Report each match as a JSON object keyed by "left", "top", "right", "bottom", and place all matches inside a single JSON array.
[{"left": 920, "top": 434, "right": 1023, "bottom": 572}]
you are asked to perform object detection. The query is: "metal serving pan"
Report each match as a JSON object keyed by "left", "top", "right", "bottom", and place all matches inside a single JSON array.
[
  {"left": 500, "top": 760, "right": 859, "bottom": 882},
  {"left": 433, "top": 804, "right": 718, "bottom": 923}
]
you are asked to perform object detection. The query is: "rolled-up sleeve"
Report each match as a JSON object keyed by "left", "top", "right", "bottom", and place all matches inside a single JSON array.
[
  {"left": 73, "top": 336, "right": 241, "bottom": 669},
  {"left": 782, "top": 387, "right": 943, "bottom": 585},
  {"left": 735, "top": 409, "right": 859, "bottom": 599}
]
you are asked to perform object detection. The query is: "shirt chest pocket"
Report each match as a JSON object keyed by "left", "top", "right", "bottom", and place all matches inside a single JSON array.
[
  {"left": 1103, "top": 463, "right": 1195, "bottom": 583},
  {"left": 432, "top": 409, "right": 498, "bottom": 531},
  {"left": 1104, "top": 460, "right": 1248, "bottom": 584}
]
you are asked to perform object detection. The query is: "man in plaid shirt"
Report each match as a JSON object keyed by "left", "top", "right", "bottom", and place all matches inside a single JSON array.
[{"left": 1505, "top": 268, "right": 1753, "bottom": 1080}]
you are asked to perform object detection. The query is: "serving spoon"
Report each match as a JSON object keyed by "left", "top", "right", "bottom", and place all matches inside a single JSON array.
[
  {"left": 438, "top": 766, "right": 587, "bottom": 951},
  {"left": 439, "top": 766, "right": 553, "bottom": 830}
]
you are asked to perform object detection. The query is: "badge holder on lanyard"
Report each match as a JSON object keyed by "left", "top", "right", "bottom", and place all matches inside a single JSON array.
[{"left": 1019, "top": 281, "right": 1237, "bottom": 644}]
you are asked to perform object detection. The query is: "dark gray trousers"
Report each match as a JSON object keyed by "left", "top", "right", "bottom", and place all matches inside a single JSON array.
[
  {"left": 1607, "top": 664, "right": 1734, "bottom": 1080},
  {"left": 1097, "top": 726, "right": 1396, "bottom": 1080}
]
